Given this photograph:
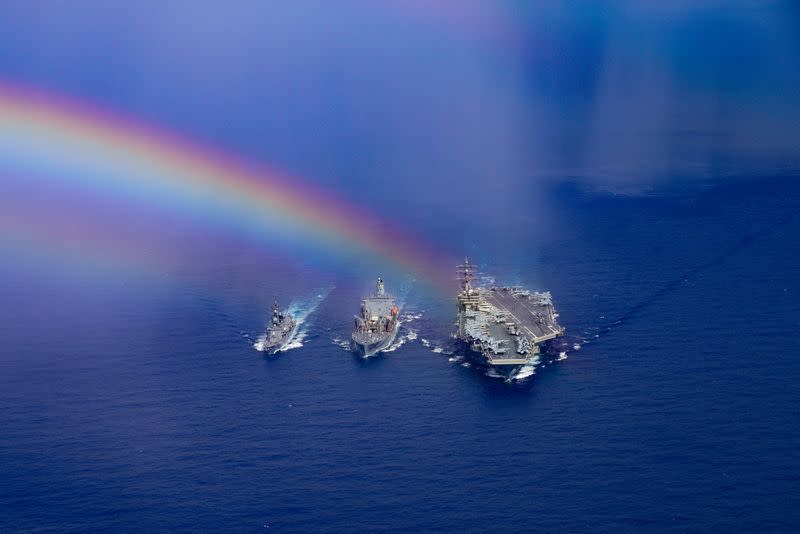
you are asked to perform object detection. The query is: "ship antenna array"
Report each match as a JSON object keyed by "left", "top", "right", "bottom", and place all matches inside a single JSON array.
[{"left": 457, "top": 258, "right": 476, "bottom": 292}]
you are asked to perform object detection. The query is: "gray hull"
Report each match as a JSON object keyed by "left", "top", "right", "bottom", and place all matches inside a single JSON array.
[
  {"left": 352, "top": 277, "right": 400, "bottom": 358},
  {"left": 454, "top": 260, "right": 565, "bottom": 381},
  {"left": 352, "top": 326, "right": 399, "bottom": 357},
  {"left": 457, "top": 339, "right": 531, "bottom": 380},
  {"left": 264, "top": 319, "right": 298, "bottom": 355}
]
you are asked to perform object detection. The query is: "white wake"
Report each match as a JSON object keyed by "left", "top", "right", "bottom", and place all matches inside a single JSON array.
[{"left": 254, "top": 287, "right": 333, "bottom": 354}]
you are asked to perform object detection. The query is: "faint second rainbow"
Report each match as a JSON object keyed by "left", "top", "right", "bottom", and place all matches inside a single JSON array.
[{"left": 0, "top": 82, "right": 455, "bottom": 288}]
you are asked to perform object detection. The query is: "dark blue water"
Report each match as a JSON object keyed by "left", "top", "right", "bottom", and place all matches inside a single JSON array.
[{"left": 2, "top": 175, "right": 798, "bottom": 532}]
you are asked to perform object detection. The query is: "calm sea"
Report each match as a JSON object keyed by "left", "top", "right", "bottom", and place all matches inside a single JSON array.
[{"left": 1, "top": 175, "right": 798, "bottom": 532}]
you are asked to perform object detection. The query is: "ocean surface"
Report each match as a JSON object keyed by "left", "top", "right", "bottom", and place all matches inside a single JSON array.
[{"left": 1, "top": 175, "right": 799, "bottom": 532}]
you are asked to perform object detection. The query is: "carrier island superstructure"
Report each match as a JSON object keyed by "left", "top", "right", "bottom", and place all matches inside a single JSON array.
[
  {"left": 455, "top": 260, "right": 565, "bottom": 378},
  {"left": 352, "top": 277, "right": 399, "bottom": 357}
]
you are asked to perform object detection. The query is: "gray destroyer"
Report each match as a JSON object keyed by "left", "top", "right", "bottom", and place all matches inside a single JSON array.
[
  {"left": 352, "top": 277, "right": 400, "bottom": 357},
  {"left": 455, "top": 259, "right": 564, "bottom": 379},
  {"left": 263, "top": 300, "right": 298, "bottom": 354}
]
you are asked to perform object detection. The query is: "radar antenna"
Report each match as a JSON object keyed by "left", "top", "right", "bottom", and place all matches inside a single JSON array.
[
  {"left": 272, "top": 299, "right": 281, "bottom": 324},
  {"left": 457, "top": 258, "right": 476, "bottom": 292}
]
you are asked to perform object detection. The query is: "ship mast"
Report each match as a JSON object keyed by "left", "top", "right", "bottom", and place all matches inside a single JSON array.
[
  {"left": 272, "top": 300, "right": 282, "bottom": 324},
  {"left": 457, "top": 258, "right": 476, "bottom": 293},
  {"left": 375, "top": 277, "right": 385, "bottom": 297}
]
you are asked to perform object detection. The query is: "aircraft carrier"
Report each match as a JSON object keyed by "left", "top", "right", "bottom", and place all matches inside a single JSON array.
[
  {"left": 352, "top": 277, "right": 399, "bottom": 357},
  {"left": 263, "top": 300, "right": 297, "bottom": 355},
  {"left": 455, "top": 259, "right": 565, "bottom": 379}
]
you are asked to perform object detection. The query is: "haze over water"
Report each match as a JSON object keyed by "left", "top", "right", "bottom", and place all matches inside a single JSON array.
[{"left": 1, "top": 2, "right": 799, "bottom": 532}]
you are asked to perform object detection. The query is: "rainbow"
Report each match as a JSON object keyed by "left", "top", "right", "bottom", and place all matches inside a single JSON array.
[{"left": 0, "top": 82, "right": 455, "bottom": 288}]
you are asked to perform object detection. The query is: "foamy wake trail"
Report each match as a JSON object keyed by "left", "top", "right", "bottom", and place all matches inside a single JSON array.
[
  {"left": 400, "top": 312, "right": 422, "bottom": 322},
  {"left": 254, "top": 287, "right": 333, "bottom": 353},
  {"left": 485, "top": 367, "right": 503, "bottom": 379},
  {"left": 420, "top": 337, "right": 453, "bottom": 356},
  {"left": 331, "top": 335, "right": 351, "bottom": 352},
  {"left": 253, "top": 334, "right": 268, "bottom": 352},
  {"left": 435, "top": 344, "right": 456, "bottom": 356},
  {"left": 382, "top": 325, "right": 417, "bottom": 353},
  {"left": 277, "top": 337, "right": 304, "bottom": 352},
  {"left": 511, "top": 364, "right": 536, "bottom": 381},
  {"left": 480, "top": 353, "right": 543, "bottom": 382}
]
